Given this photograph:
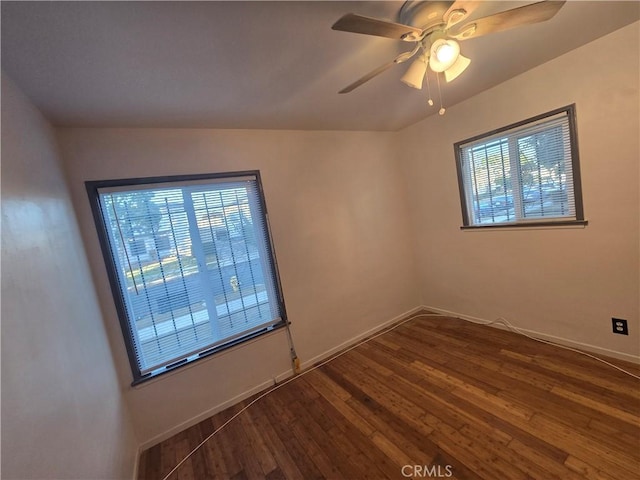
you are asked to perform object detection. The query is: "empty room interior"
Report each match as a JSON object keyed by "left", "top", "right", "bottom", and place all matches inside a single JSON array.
[{"left": 2, "top": 1, "right": 639, "bottom": 479}]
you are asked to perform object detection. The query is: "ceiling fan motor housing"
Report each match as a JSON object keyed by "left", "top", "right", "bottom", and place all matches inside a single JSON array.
[{"left": 399, "top": 1, "right": 453, "bottom": 32}]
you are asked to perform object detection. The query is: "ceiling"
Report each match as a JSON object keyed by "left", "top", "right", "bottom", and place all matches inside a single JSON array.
[{"left": 2, "top": 1, "right": 638, "bottom": 131}]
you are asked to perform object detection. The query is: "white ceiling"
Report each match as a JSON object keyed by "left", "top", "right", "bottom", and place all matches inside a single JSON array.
[{"left": 2, "top": 1, "right": 638, "bottom": 131}]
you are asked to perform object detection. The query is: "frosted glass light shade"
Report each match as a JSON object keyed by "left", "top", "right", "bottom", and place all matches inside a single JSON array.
[
  {"left": 401, "top": 57, "right": 428, "bottom": 89},
  {"left": 444, "top": 54, "right": 471, "bottom": 82}
]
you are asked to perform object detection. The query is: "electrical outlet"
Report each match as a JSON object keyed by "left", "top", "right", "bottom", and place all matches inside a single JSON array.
[{"left": 612, "top": 318, "right": 629, "bottom": 335}]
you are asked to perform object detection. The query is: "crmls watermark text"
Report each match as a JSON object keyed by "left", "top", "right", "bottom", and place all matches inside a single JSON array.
[{"left": 401, "top": 464, "right": 453, "bottom": 478}]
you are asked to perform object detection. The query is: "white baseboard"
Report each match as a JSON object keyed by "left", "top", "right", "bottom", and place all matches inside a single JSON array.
[
  {"left": 297, "top": 305, "right": 427, "bottom": 372},
  {"left": 132, "top": 446, "right": 140, "bottom": 480},
  {"left": 138, "top": 376, "right": 277, "bottom": 451},
  {"left": 423, "top": 305, "right": 640, "bottom": 365},
  {"left": 268, "top": 306, "right": 430, "bottom": 387}
]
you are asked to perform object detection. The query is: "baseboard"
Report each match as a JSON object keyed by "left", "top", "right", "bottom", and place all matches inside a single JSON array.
[
  {"left": 298, "top": 305, "right": 427, "bottom": 373},
  {"left": 423, "top": 305, "right": 640, "bottom": 365},
  {"left": 138, "top": 375, "right": 277, "bottom": 451},
  {"left": 271, "top": 305, "right": 428, "bottom": 383},
  {"left": 132, "top": 445, "right": 141, "bottom": 480}
]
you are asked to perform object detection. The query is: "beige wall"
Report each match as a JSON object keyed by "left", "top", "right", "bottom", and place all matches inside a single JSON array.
[
  {"left": 1, "top": 74, "right": 138, "bottom": 478},
  {"left": 57, "top": 127, "right": 421, "bottom": 445},
  {"left": 398, "top": 22, "right": 639, "bottom": 359}
]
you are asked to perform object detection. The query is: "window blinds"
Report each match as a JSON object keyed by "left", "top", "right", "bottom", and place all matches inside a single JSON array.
[
  {"left": 95, "top": 174, "right": 284, "bottom": 378},
  {"left": 458, "top": 109, "right": 578, "bottom": 226}
]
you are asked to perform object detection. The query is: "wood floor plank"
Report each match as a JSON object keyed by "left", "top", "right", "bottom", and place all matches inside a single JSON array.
[
  {"left": 428, "top": 421, "right": 529, "bottom": 480},
  {"left": 201, "top": 432, "right": 228, "bottom": 478},
  {"left": 264, "top": 467, "right": 286, "bottom": 480},
  {"left": 237, "top": 410, "right": 279, "bottom": 476},
  {"left": 385, "top": 329, "right": 450, "bottom": 365},
  {"left": 414, "top": 361, "right": 536, "bottom": 421},
  {"left": 551, "top": 382, "right": 639, "bottom": 418},
  {"left": 507, "top": 437, "right": 583, "bottom": 480},
  {"left": 550, "top": 385, "right": 639, "bottom": 427},
  {"left": 304, "top": 370, "right": 376, "bottom": 438},
  {"left": 225, "top": 418, "right": 265, "bottom": 479},
  {"left": 343, "top": 348, "right": 394, "bottom": 377},
  {"left": 210, "top": 409, "right": 246, "bottom": 478},
  {"left": 247, "top": 406, "right": 304, "bottom": 480},
  {"left": 587, "top": 417, "right": 640, "bottom": 449},
  {"left": 159, "top": 433, "right": 178, "bottom": 480},
  {"left": 139, "top": 444, "right": 161, "bottom": 480},
  {"left": 408, "top": 322, "right": 471, "bottom": 348},
  {"left": 531, "top": 413, "right": 639, "bottom": 475},
  {"left": 138, "top": 314, "right": 640, "bottom": 480},
  {"left": 278, "top": 381, "right": 357, "bottom": 479},
  {"left": 497, "top": 385, "right": 640, "bottom": 461},
  {"left": 261, "top": 393, "right": 324, "bottom": 480},
  {"left": 564, "top": 455, "right": 620, "bottom": 480},
  {"left": 175, "top": 435, "right": 195, "bottom": 480},
  {"left": 286, "top": 402, "right": 346, "bottom": 479},
  {"left": 184, "top": 426, "right": 208, "bottom": 479},
  {"left": 297, "top": 379, "right": 405, "bottom": 480},
  {"left": 292, "top": 378, "right": 390, "bottom": 480},
  {"left": 363, "top": 338, "right": 575, "bottom": 464},
  {"left": 457, "top": 423, "right": 559, "bottom": 480}
]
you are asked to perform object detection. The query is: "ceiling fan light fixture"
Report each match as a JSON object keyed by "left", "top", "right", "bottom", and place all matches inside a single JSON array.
[
  {"left": 429, "top": 39, "right": 460, "bottom": 72},
  {"left": 444, "top": 54, "right": 471, "bottom": 82},
  {"left": 400, "top": 56, "right": 427, "bottom": 89}
]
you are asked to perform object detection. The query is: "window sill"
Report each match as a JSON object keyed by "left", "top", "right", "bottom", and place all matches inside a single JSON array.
[
  {"left": 130, "top": 321, "right": 286, "bottom": 387},
  {"left": 461, "top": 220, "right": 588, "bottom": 231}
]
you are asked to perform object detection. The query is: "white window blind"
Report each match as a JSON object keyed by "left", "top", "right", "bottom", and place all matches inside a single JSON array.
[
  {"left": 89, "top": 173, "right": 285, "bottom": 381},
  {"left": 455, "top": 105, "right": 584, "bottom": 228}
]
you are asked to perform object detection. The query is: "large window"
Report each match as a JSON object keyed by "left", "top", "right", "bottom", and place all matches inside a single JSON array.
[
  {"left": 87, "top": 172, "right": 286, "bottom": 384},
  {"left": 454, "top": 105, "right": 586, "bottom": 228}
]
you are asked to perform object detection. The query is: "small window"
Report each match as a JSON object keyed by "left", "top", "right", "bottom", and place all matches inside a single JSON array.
[
  {"left": 454, "top": 105, "right": 586, "bottom": 229},
  {"left": 86, "top": 172, "right": 286, "bottom": 384}
]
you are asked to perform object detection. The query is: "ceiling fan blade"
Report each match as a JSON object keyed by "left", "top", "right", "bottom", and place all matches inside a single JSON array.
[
  {"left": 332, "top": 13, "right": 423, "bottom": 41},
  {"left": 338, "top": 62, "right": 396, "bottom": 94},
  {"left": 444, "top": 0, "right": 482, "bottom": 28},
  {"left": 338, "top": 47, "right": 420, "bottom": 94},
  {"left": 450, "top": 1, "right": 566, "bottom": 40}
]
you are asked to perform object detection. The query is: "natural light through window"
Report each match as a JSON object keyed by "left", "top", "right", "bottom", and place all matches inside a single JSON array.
[
  {"left": 454, "top": 105, "right": 585, "bottom": 228},
  {"left": 87, "top": 172, "right": 285, "bottom": 383}
]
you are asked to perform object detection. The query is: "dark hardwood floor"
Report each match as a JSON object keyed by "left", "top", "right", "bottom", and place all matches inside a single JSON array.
[{"left": 138, "top": 313, "right": 640, "bottom": 480}]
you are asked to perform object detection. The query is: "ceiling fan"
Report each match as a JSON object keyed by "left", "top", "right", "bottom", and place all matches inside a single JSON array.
[{"left": 332, "top": 1, "right": 566, "bottom": 100}]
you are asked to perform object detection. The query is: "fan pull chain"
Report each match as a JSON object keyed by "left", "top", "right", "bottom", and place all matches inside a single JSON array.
[
  {"left": 436, "top": 72, "right": 446, "bottom": 115},
  {"left": 425, "top": 69, "right": 434, "bottom": 107}
]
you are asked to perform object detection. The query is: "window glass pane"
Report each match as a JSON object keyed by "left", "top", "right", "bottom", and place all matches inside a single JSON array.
[
  {"left": 189, "top": 186, "right": 277, "bottom": 338},
  {"left": 517, "top": 124, "right": 575, "bottom": 220},
  {"left": 466, "top": 138, "right": 515, "bottom": 224}
]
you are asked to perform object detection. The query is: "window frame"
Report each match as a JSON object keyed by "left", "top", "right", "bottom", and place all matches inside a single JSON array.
[
  {"left": 86, "top": 170, "right": 288, "bottom": 385},
  {"left": 454, "top": 104, "right": 587, "bottom": 230}
]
